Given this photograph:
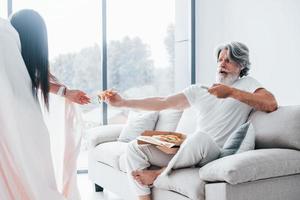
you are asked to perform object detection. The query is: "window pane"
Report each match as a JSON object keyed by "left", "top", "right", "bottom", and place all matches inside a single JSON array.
[
  {"left": 107, "top": 0, "right": 176, "bottom": 124},
  {"left": 13, "top": 0, "right": 102, "bottom": 170},
  {"left": 0, "top": 0, "right": 8, "bottom": 18}
]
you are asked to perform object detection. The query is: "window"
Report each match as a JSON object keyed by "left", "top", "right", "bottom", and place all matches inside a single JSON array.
[
  {"left": 0, "top": 0, "right": 8, "bottom": 18},
  {"left": 10, "top": 0, "right": 195, "bottom": 172},
  {"left": 13, "top": 0, "right": 102, "bottom": 171},
  {"left": 107, "top": 0, "right": 176, "bottom": 124}
]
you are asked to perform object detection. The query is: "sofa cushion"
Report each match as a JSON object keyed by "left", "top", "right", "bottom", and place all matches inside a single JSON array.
[
  {"left": 118, "top": 111, "right": 159, "bottom": 142},
  {"left": 91, "top": 141, "right": 127, "bottom": 170},
  {"left": 250, "top": 105, "right": 300, "bottom": 150},
  {"left": 199, "top": 148, "right": 300, "bottom": 185},
  {"left": 87, "top": 124, "right": 124, "bottom": 148},
  {"left": 175, "top": 108, "right": 197, "bottom": 135},
  {"left": 220, "top": 122, "right": 255, "bottom": 157},
  {"left": 154, "top": 168, "right": 205, "bottom": 200},
  {"left": 155, "top": 109, "right": 183, "bottom": 131}
]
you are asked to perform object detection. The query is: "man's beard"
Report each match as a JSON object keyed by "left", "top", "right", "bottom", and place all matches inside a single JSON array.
[{"left": 215, "top": 73, "right": 239, "bottom": 85}]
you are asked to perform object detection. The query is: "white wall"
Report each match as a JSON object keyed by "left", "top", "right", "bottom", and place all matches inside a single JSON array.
[{"left": 196, "top": 0, "right": 300, "bottom": 106}]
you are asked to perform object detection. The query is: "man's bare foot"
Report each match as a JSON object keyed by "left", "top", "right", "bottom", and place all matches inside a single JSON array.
[
  {"left": 139, "top": 194, "right": 151, "bottom": 200},
  {"left": 132, "top": 168, "right": 165, "bottom": 186}
]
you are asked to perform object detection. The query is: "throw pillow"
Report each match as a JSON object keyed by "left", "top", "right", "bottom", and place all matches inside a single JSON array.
[
  {"left": 220, "top": 122, "right": 255, "bottom": 158},
  {"left": 118, "top": 111, "right": 159, "bottom": 142},
  {"left": 154, "top": 109, "right": 183, "bottom": 131}
]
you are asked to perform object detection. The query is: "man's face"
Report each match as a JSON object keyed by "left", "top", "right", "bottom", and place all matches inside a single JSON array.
[{"left": 216, "top": 49, "right": 241, "bottom": 85}]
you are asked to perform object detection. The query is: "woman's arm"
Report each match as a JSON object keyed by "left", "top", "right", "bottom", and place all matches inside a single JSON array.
[
  {"left": 49, "top": 73, "right": 64, "bottom": 94},
  {"left": 49, "top": 73, "right": 90, "bottom": 104}
]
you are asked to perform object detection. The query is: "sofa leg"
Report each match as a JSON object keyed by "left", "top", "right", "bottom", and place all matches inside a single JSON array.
[{"left": 95, "top": 184, "right": 104, "bottom": 192}]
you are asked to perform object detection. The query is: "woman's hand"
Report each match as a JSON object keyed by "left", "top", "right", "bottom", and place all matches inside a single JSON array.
[{"left": 65, "top": 89, "right": 90, "bottom": 105}]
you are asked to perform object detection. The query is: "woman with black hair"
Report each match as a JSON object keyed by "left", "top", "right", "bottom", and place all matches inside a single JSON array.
[
  {"left": 0, "top": 10, "right": 84, "bottom": 200},
  {"left": 10, "top": 9, "right": 90, "bottom": 108},
  {"left": 0, "top": 18, "right": 71, "bottom": 200}
]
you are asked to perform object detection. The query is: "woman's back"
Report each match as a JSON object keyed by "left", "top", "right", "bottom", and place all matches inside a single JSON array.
[{"left": 0, "top": 18, "right": 66, "bottom": 200}]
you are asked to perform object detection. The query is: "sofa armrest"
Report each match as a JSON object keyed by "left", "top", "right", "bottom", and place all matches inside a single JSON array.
[
  {"left": 199, "top": 149, "right": 300, "bottom": 185},
  {"left": 87, "top": 124, "right": 124, "bottom": 148}
]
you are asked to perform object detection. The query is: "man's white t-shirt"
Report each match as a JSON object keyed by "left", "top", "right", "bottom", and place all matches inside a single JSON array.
[{"left": 183, "top": 76, "right": 262, "bottom": 147}]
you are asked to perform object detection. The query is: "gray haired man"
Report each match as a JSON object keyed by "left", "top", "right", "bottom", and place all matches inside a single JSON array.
[{"left": 103, "top": 41, "right": 278, "bottom": 200}]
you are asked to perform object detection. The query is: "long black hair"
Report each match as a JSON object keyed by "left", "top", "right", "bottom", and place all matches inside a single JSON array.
[{"left": 10, "top": 9, "right": 50, "bottom": 109}]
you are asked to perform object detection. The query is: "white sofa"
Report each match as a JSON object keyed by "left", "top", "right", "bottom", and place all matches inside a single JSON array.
[{"left": 88, "top": 106, "right": 300, "bottom": 200}]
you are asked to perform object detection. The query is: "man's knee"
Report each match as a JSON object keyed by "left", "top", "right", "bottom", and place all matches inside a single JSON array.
[
  {"left": 192, "top": 132, "right": 220, "bottom": 166},
  {"left": 126, "top": 140, "right": 149, "bottom": 161},
  {"left": 126, "top": 140, "right": 139, "bottom": 156},
  {"left": 184, "top": 132, "right": 214, "bottom": 147},
  {"left": 183, "top": 132, "right": 220, "bottom": 157}
]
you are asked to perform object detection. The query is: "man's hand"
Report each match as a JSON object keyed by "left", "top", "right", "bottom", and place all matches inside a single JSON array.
[
  {"left": 208, "top": 84, "right": 234, "bottom": 98},
  {"left": 65, "top": 89, "right": 91, "bottom": 105},
  {"left": 208, "top": 84, "right": 278, "bottom": 112},
  {"left": 98, "top": 90, "right": 125, "bottom": 107}
]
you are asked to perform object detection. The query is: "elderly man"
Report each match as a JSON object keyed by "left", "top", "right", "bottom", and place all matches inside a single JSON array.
[{"left": 103, "top": 42, "right": 278, "bottom": 200}]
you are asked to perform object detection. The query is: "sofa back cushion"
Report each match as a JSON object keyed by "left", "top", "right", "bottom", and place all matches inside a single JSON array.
[
  {"left": 154, "top": 109, "right": 183, "bottom": 131},
  {"left": 175, "top": 108, "right": 197, "bottom": 135},
  {"left": 250, "top": 105, "right": 300, "bottom": 150},
  {"left": 118, "top": 111, "right": 159, "bottom": 142}
]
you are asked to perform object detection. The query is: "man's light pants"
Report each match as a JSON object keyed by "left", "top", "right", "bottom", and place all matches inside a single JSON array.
[{"left": 125, "top": 131, "right": 221, "bottom": 196}]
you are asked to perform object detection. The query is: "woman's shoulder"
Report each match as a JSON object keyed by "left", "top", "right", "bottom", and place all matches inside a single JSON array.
[{"left": 0, "top": 18, "right": 21, "bottom": 50}]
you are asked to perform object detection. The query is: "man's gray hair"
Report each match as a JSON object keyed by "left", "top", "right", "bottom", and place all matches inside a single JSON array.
[{"left": 215, "top": 42, "right": 251, "bottom": 77}]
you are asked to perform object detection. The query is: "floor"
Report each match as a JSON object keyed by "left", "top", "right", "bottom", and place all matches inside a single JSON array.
[{"left": 78, "top": 173, "right": 123, "bottom": 200}]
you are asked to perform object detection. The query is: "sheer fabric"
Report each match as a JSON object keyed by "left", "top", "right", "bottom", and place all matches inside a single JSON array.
[{"left": 0, "top": 18, "right": 81, "bottom": 200}]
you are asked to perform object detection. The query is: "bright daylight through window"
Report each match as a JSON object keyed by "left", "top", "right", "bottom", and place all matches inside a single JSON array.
[
  {"left": 0, "top": 0, "right": 8, "bottom": 18},
  {"left": 11, "top": 0, "right": 177, "bottom": 171},
  {"left": 13, "top": 0, "right": 102, "bottom": 171},
  {"left": 107, "top": 0, "right": 176, "bottom": 124}
]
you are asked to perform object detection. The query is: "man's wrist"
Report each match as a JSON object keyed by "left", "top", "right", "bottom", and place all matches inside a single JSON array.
[
  {"left": 230, "top": 87, "right": 241, "bottom": 100},
  {"left": 121, "top": 99, "right": 128, "bottom": 107}
]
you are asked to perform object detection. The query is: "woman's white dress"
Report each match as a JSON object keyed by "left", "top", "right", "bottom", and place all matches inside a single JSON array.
[{"left": 0, "top": 18, "right": 81, "bottom": 200}]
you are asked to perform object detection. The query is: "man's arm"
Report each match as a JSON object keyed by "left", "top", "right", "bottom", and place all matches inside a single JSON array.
[
  {"left": 208, "top": 84, "right": 278, "bottom": 112},
  {"left": 104, "top": 92, "right": 190, "bottom": 111},
  {"left": 230, "top": 88, "right": 278, "bottom": 112}
]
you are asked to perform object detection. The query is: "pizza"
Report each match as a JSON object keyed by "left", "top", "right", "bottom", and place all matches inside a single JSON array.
[
  {"left": 98, "top": 90, "right": 116, "bottom": 101},
  {"left": 153, "top": 134, "right": 182, "bottom": 143}
]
